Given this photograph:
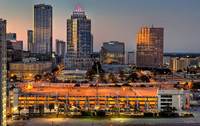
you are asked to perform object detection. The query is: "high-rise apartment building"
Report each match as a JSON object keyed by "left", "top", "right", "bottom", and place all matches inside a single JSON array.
[
  {"left": 65, "top": 5, "right": 93, "bottom": 70},
  {"left": 33, "top": 4, "right": 52, "bottom": 55},
  {"left": 100, "top": 41, "right": 125, "bottom": 64},
  {"left": 0, "top": 19, "right": 7, "bottom": 126},
  {"left": 136, "top": 26, "right": 164, "bottom": 68},
  {"left": 27, "top": 30, "right": 33, "bottom": 52}
]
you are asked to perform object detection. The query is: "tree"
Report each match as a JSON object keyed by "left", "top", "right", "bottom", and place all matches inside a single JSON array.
[
  {"left": 86, "top": 69, "right": 95, "bottom": 81},
  {"left": 28, "top": 106, "right": 34, "bottom": 116},
  {"left": 10, "top": 75, "right": 17, "bottom": 82},
  {"left": 99, "top": 73, "right": 107, "bottom": 83},
  {"left": 126, "top": 72, "right": 138, "bottom": 82},
  {"left": 49, "top": 104, "right": 54, "bottom": 113},
  {"left": 39, "top": 104, "right": 44, "bottom": 116},
  {"left": 52, "top": 66, "right": 59, "bottom": 74},
  {"left": 86, "top": 61, "right": 105, "bottom": 81},
  {"left": 177, "top": 69, "right": 183, "bottom": 73},
  {"left": 34, "top": 74, "right": 42, "bottom": 82},
  {"left": 108, "top": 73, "right": 117, "bottom": 83},
  {"left": 18, "top": 106, "right": 23, "bottom": 116},
  {"left": 140, "top": 75, "right": 150, "bottom": 82},
  {"left": 119, "top": 70, "right": 125, "bottom": 82}
]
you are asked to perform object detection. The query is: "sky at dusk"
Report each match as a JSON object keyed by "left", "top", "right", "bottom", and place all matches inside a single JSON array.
[{"left": 0, "top": 0, "right": 200, "bottom": 52}]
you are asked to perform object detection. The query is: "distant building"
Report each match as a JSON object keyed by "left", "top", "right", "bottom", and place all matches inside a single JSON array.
[
  {"left": 0, "top": 18, "right": 7, "bottom": 126},
  {"left": 27, "top": 30, "right": 33, "bottom": 52},
  {"left": 11, "top": 40, "right": 23, "bottom": 50},
  {"left": 127, "top": 51, "right": 135, "bottom": 65},
  {"left": 57, "top": 70, "right": 87, "bottom": 82},
  {"left": 163, "top": 56, "right": 171, "bottom": 67},
  {"left": 33, "top": 4, "right": 52, "bottom": 55},
  {"left": 6, "top": 32, "right": 16, "bottom": 41},
  {"left": 7, "top": 41, "right": 29, "bottom": 64},
  {"left": 91, "top": 52, "right": 100, "bottom": 62},
  {"left": 9, "top": 61, "right": 52, "bottom": 80},
  {"left": 56, "top": 39, "right": 65, "bottom": 57},
  {"left": 100, "top": 41, "right": 125, "bottom": 64},
  {"left": 136, "top": 26, "right": 164, "bottom": 68},
  {"left": 102, "top": 64, "right": 129, "bottom": 73},
  {"left": 170, "top": 57, "right": 189, "bottom": 72},
  {"left": 65, "top": 5, "right": 93, "bottom": 70},
  {"left": 189, "top": 57, "right": 200, "bottom": 67}
]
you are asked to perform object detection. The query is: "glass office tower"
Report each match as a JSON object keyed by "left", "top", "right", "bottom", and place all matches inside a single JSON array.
[{"left": 34, "top": 4, "right": 52, "bottom": 55}]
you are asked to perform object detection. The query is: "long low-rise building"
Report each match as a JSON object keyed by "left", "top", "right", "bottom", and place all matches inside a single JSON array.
[
  {"left": 11, "top": 84, "right": 190, "bottom": 115},
  {"left": 9, "top": 61, "right": 52, "bottom": 80}
]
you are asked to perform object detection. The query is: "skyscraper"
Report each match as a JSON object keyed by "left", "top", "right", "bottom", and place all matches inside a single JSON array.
[
  {"left": 0, "top": 19, "right": 7, "bottom": 126},
  {"left": 65, "top": 5, "right": 93, "bottom": 70},
  {"left": 27, "top": 30, "right": 33, "bottom": 52},
  {"left": 33, "top": 4, "right": 52, "bottom": 55},
  {"left": 136, "top": 26, "right": 164, "bottom": 68}
]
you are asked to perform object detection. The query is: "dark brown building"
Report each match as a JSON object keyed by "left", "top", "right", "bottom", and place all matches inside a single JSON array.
[{"left": 136, "top": 26, "right": 164, "bottom": 68}]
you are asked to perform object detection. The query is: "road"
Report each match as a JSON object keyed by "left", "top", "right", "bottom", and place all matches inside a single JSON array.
[
  {"left": 8, "top": 106, "right": 200, "bottom": 126},
  {"left": 8, "top": 108, "right": 200, "bottom": 126}
]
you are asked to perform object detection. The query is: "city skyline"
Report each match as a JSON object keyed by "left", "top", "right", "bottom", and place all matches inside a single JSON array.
[{"left": 0, "top": 0, "right": 200, "bottom": 52}]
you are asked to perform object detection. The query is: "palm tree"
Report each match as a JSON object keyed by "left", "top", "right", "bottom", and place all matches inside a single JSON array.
[
  {"left": 49, "top": 103, "right": 54, "bottom": 113},
  {"left": 99, "top": 73, "right": 107, "bottom": 83},
  {"left": 108, "top": 73, "right": 117, "bottom": 83},
  {"left": 18, "top": 106, "right": 23, "bottom": 116},
  {"left": 140, "top": 75, "right": 150, "bottom": 82},
  {"left": 34, "top": 74, "right": 42, "bottom": 82},
  {"left": 126, "top": 72, "right": 138, "bottom": 82},
  {"left": 119, "top": 70, "right": 125, "bottom": 82}
]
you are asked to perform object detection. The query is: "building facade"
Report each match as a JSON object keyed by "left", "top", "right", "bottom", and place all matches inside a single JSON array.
[
  {"left": 136, "top": 26, "right": 164, "bottom": 68},
  {"left": 9, "top": 61, "right": 52, "bottom": 80},
  {"left": 158, "top": 90, "right": 190, "bottom": 114},
  {"left": 0, "top": 19, "right": 7, "bottom": 126},
  {"left": 6, "top": 32, "right": 16, "bottom": 41},
  {"left": 170, "top": 57, "right": 189, "bottom": 72},
  {"left": 12, "top": 86, "right": 190, "bottom": 116},
  {"left": 127, "top": 51, "right": 135, "bottom": 65},
  {"left": 11, "top": 40, "right": 23, "bottom": 50},
  {"left": 27, "top": 30, "right": 34, "bottom": 52},
  {"left": 33, "top": 4, "right": 52, "bottom": 55},
  {"left": 56, "top": 39, "right": 66, "bottom": 57},
  {"left": 65, "top": 5, "right": 93, "bottom": 70},
  {"left": 100, "top": 41, "right": 125, "bottom": 64}
]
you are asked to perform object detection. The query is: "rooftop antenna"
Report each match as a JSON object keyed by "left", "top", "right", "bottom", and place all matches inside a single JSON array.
[{"left": 74, "top": 4, "right": 84, "bottom": 12}]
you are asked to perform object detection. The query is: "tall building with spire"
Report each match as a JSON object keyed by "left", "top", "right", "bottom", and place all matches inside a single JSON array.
[
  {"left": 33, "top": 4, "right": 52, "bottom": 55},
  {"left": 136, "top": 26, "right": 164, "bottom": 68},
  {"left": 0, "top": 18, "right": 7, "bottom": 126},
  {"left": 65, "top": 5, "right": 93, "bottom": 70}
]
